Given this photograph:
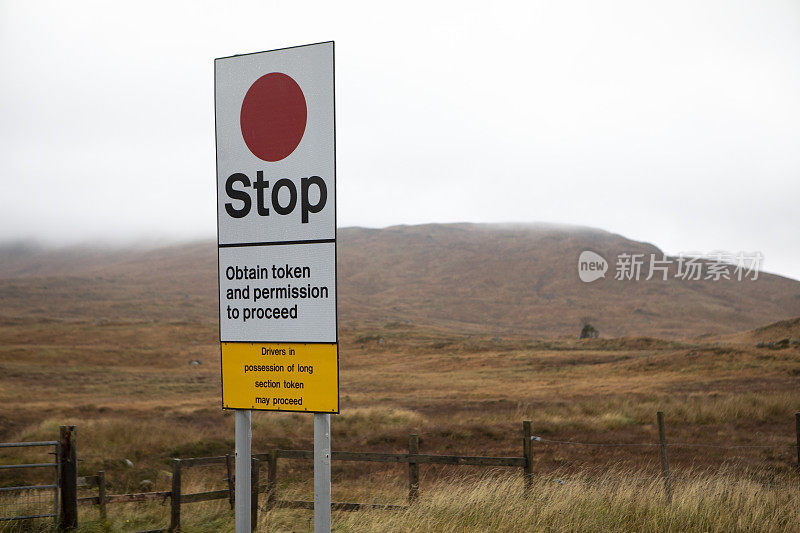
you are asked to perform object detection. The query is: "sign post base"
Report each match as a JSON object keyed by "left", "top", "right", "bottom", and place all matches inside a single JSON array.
[
  {"left": 314, "top": 413, "right": 331, "bottom": 533},
  {"left": 235, "top": 409, "right": 252, "bottom": 533}
]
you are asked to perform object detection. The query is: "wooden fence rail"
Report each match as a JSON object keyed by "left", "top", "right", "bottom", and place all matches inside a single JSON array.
[
  {"left": 35, "top": 414, "right": 800, "bottom": 531},
  {"left": 71, "top": 421, "right": 533, "bottom": 531}
]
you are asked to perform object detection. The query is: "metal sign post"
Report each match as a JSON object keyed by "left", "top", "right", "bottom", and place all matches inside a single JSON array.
[
  {"left": 235, "top": 409, "right": 252, "bottom": 533},
  {"left": 314, "top": 413, "right": 332, "bottom": 532},
  {"left": 215, "top": 42, "right": 337, "bottom": 533}
]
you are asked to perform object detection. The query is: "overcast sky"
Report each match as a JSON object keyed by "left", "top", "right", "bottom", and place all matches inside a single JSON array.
[{"left": 1, "top": 1, "right": 799, "bottom": 280}]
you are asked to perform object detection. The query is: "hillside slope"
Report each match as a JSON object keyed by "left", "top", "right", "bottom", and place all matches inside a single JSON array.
[
  {"left": 338, "top": 223, "right": 800, "bottom": 337},
  {"left": 719, "top": 316, "right": 800, "bottom": 345},
  {"left": 1, "top": 223, "right": 799, "bottom": 337}
]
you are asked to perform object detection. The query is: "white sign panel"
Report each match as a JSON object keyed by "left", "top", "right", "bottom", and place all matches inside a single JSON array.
[
  {"left": 218, "top": 243, "right": 336, "bottom": 342},
  {"left": 215, "top": 42, "right": 336, "bottom": 344}
]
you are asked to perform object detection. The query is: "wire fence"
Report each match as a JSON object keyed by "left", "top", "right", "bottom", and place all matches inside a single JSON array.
[
  {"left": 533, "top": 437, "right": 798, "bottom": 449},
  {"left": 0, "top": 489, "right": 57, "bottom": 532},
  {"left": 0, "top": 440, "right": 60, "bottom": 532},
  {"left": 528, "top": 411, "right": 800, "bottom": 503},
  {"left": 1, "top": 414, "right": 799, "bottom": 530}
]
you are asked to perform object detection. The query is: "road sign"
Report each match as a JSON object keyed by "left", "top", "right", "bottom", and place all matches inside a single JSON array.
[{"left": 215, "top": 42, "right": 338, "bottom": 413}]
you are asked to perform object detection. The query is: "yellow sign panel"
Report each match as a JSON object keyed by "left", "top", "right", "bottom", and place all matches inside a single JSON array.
[{"left": 221, "top": 342, "right": 338, "bottom": 412}]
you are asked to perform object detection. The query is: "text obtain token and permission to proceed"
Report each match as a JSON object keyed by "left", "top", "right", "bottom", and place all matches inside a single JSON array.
[{"left": 224, "top": 263, "right": 331, "bottom": 323}]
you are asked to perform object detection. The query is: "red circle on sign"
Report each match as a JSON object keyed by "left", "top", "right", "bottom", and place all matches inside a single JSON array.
[{"left": 240, "top": 73, "right": 307, "bottom": 162}]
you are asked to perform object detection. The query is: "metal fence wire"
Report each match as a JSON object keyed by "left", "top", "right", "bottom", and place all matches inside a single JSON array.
[
  {"left": 1, "top": 415, "right": 799, "bottom": 531},
  {"left": 0, "top": 441, "right": 60, "bottom": 531}
]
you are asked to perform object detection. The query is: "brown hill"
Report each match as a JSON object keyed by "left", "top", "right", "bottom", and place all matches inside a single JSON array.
[
  {"left": 338, "top": 223, "right": 800, "bottom": 337},
  {"left": 717, "top": 316, "right": 800, "bottom": 346},
  {"left": 1, "top": 223, "right": 799, "bottom": 338}
]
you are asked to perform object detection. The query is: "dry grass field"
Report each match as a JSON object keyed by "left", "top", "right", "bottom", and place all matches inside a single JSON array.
[
  {"left": 1, "top": 224, "right": 800, "bottom": 530},
  {"left": 1, "top": 317, "right": 799, "bottom": 531}
]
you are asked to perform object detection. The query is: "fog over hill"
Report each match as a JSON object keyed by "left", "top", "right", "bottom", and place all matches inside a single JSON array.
[{"left": 1, "top": 223, "right": 799, "bottom": 338}]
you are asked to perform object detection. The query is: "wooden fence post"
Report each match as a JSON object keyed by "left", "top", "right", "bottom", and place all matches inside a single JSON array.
[
  {"left": 97, "top": 470, "right": 107, "bottom": 521},
  {"left": 59, "top": 425, "right": 78, "bottom": 531},
  {"left": 795, "top": 412, "right": 799, "bottom": 470},
  {"left": 266, "top": 451, "right": 277, "bottom": 510},
  {"left": 523, "top": 420, "right": 533, "bottom": 496},
  {"left": 169, "top": 459, "right": 182, "bottom": 532},
  {"left": 657, "top": 411, "right": 672, "bottom": 502},
  {"left": 251, "top": 457, "right": 259, "bottom": 531},
  {"left": 408, "top": 435, "right": 419, "bottom": 503},
  {"left": 225, "top": 453, "right": 235, "bottom": 510}
]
